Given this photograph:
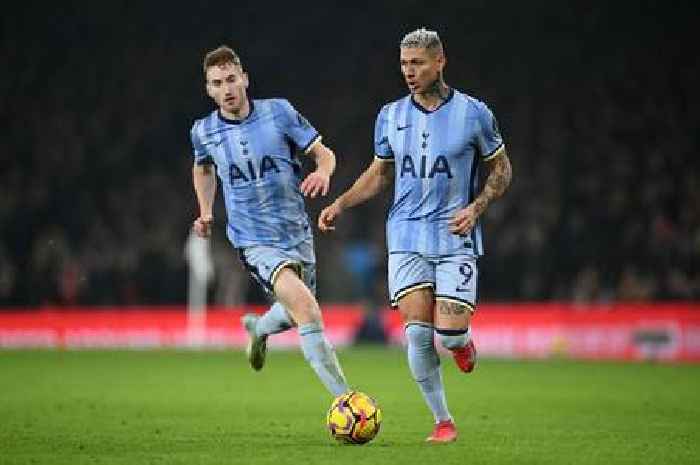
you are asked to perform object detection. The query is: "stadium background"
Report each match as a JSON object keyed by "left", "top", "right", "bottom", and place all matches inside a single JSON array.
[
  {"left": 1, "top": 3, "right": 699, "bottom": 464},
  {"left": 0, "top": 0, "right": 698, "bottom": 353}
]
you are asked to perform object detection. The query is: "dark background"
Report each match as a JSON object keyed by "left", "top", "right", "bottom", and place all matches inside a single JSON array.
[{"left": 1, "top": 0, "right": 697, "bottom": 307}]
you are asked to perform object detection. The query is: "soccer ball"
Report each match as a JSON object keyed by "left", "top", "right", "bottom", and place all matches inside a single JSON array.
[{"left": 326, "top": 391, "right": 382, "bottom": 444}]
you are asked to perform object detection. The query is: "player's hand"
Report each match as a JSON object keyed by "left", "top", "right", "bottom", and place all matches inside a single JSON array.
[
  {"left": 193, "top": 215, "right": 213, "bottom": 238},
  {"left": 448, "top": 203, "right": 483, "bottom": 235},
  {"left": 318, "top": 202, "right": 342, "bottom": 232},
  {"left": 300, "top": 170, "right": 330, "bottom": 198}
]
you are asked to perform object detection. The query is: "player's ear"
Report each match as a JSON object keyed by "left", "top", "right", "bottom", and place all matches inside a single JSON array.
[
  {"left": 243, "top": 71, "right": 249, "bottom": 89},
  {"left": 437, "top": 52, "right": 446, "bottom": 71}
]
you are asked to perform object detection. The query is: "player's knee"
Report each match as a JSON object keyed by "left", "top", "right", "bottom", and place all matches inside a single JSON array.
[
  {"left": 276, "top": 277, "right": 321, "bottom": 324},
  {"left": 436, "top": 329, "right": 468, "bottom": 350},
  {"left": 398, "top": 305, "right": 433, "bottom": 327}
]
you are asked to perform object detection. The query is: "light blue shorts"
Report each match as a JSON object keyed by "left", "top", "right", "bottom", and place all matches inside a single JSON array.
[
  {"left": 388, "top": 252, "right": 478, "bottom": 313},
  {"left": 238, "top": 237, "right": 316, "bottom": 297}
]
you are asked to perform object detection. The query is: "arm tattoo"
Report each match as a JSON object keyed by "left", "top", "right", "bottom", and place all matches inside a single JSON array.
[
  {"left": 486, "top": 154, "right": 512, "bottom": 198},
  {"left": 479, "top": 153, "right": 512, "bottom": 210},
  {"left": 471, "top": 153, "right": 511, "bottom": 217}
]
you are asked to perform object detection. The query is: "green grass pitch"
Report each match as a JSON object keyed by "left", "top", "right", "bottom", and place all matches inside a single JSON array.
[{"left": 1, "top": 347, "right": 699, "bottom": 464}]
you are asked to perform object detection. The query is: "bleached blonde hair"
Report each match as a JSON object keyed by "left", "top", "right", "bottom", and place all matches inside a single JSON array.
[{"left": 400, "top": 28, "right": 443, "bottom": 53}]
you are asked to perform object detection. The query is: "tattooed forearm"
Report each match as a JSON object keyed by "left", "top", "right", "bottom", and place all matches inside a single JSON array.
[
  {"left": 473, "top": 151, "right": 512, "bottom": 215},
  {"left": 484, "top": 152, "right": 512, "bottom": 199},
  {"left": 438, "top": 301, "right": 468, "bottom": 316}
]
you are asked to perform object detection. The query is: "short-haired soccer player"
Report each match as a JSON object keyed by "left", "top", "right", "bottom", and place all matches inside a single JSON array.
[
  {"left": 190, "top": 46, "right": 349, "bottom": 398},
  {"left": 319, "top": 29, "right": 512, "bottom": 442}
]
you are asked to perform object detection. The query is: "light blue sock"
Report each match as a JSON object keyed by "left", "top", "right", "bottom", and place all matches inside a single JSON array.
[
  {"left": 298, "top": 321, "right": 349, "bottom": 397},
  {"left": 436, "top": 327, "right": 471, "bottom": 350},
  {"left": 254, "top": 302, "right": 294, "bottom": 337},
  {"left": 405, "top": 323, "right": 452, "bottom": 422}
]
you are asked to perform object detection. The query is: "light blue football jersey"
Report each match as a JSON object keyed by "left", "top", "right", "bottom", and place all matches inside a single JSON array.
[
  {"left": 374, "top": 89, "right": 505, "bottom": 256},
  {"left": 190, "top": 99, "right": 320, "bottom": 249}
]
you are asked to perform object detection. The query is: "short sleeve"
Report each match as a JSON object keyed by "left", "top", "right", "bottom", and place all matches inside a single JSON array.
[
  {"left": 475, "top": 101, "right": 504, "bottom": 161},
  {"left": 276, "top": 100, "right": 320, "bottom": 153},
  {"left": 190, "top": 122, "right": 214, "bottom": 165},
  {"left": 374, "top": 105, "right": 394, "bottom": 160}
]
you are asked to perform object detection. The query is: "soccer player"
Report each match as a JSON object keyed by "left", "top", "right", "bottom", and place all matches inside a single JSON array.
[
  {"left": 190, "top": 45, "right": 349, "bottom": 398},
  {"left": 318, "top": 28, "right": 512, "bottom": 443}
]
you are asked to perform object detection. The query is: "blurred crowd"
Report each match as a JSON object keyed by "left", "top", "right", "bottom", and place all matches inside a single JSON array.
[{"left": 1, "top": 2, "right": 697, "bottom": 307}]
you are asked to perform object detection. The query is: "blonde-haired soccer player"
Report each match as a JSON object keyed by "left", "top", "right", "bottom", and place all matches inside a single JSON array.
[{"left": 319, "top": 28, "right": 512, "bottom": 442}]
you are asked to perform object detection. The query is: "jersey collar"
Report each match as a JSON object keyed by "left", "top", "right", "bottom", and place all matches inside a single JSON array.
[
  {"left": 410, "top": 88, "right": 455, "bottom": 114},
  {"left": 217, "top": 99, "right": 255, "bottom": 125}
]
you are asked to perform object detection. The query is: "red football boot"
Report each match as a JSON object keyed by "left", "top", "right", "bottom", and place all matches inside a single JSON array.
[
  {"left": 452, "top": 339, "right": 477, "bottom": 373},
  {"left": 426, "top": 420, "right": 458, "bottom": 443}
]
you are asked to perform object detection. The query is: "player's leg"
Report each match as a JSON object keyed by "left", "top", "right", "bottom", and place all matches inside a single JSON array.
[
  {"left": 244, "top": 302, "right": 294, "bottom": 338},
  {"left": 435, "top": 301, "right": 475, "bottom": 373},
  {"left": 273, "top": 267, "right": 349, "bottom": 397},
  {"left": 390, "top": 252, "right": 457, "bottom": 443},
  {"left": 434, "top": 256, "right": 478, "bottom": 373},
  {"left": 238, "top": 247, "right": 299, "bottom": 371},
  {"left": 241, "top": 302, "right": 293, "bottom": 370}
]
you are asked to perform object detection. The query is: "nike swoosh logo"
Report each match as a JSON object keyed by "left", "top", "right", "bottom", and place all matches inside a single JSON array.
[{"left": 397, "top": 125, "right": 411, "bottom": 131}]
